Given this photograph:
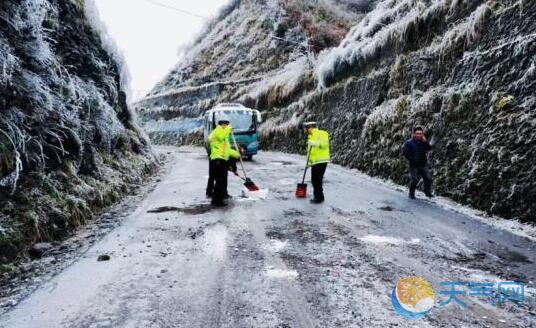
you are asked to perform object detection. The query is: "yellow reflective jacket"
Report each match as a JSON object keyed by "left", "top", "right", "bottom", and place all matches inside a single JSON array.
[
  {"left": 209, "top": 126, "right": 240, "bottom": 161},
  {"left": 307, "top": 128, "right": 330, "bottom": 166}
]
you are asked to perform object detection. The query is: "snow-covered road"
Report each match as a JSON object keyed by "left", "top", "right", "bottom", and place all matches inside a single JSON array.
[{"left": 1, "top": 147, "right": 535, "bottom": 327}]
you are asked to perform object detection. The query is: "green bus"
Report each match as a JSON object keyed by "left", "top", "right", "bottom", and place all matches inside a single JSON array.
[{"left": 203, "top": 103, "right": 262, "bottom": 160}]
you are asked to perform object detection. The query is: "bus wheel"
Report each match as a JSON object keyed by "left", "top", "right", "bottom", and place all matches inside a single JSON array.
[{"left": 246, "top": 155, "right": 253, "bottom": 161}]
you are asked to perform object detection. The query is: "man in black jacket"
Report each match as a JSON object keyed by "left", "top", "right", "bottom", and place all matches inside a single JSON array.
[{"left": 402, "top": 126, "right": 433, "bottom": 199}]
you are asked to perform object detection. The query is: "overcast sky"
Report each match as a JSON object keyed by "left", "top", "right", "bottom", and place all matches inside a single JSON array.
[{"left": 94, "top": 0, "right": 229, "bottom": 100}]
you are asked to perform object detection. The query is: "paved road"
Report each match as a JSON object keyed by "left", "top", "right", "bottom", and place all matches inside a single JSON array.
[{"left": 1, "top": 147, "right": 535, "bottom": 327}]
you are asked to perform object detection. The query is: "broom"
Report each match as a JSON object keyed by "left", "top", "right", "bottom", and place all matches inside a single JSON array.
[{"left": 231, "top": 132, "right": 260, "bottom": 191}]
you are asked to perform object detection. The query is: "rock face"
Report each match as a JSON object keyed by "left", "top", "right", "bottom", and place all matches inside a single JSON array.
[
  {"left": 139, "top": 0, "right": 535, "bottom": 222},
  {"left": 0, "top": 0, "right": 154, "bottom": 262}
]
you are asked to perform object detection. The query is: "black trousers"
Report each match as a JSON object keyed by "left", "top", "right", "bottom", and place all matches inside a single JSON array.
[
  {"left": 207, "top": 158, "right": 236, "bottom": 196},
  {"left": 409, "top": 166, "right": 432, "bottom": 196},
  {"left": 206, "top": 160, "right": 216, "bottom": 196},
  {"left": 211, "top": 159, "right": 228, "bottom": 205},
  {"left": 311, "top": 163, "right": 328, "bottom": 201}
]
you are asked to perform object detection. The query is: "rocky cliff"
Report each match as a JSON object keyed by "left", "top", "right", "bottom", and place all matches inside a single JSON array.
[
  {"left": 0, "top": 0, "right": 155, "bottom": 263},
  {"left": 138, "top": 0, "right": 535, "bottom": 222}
]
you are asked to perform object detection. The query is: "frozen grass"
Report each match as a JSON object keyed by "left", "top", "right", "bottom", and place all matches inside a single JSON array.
[
  {"left": 260, "top": 111, "right": 303, "bottom": 136},
  {"left": 239, "top": 56, "right": 309, "bottom": 104},
  {"left": 258, "top": 90, "right": 320, "bottom": 137},
  {"left": 0, "top": 129, "right": 23, "bottom": 193},
  {"left": 0, "top": 0, "right": 145, "bottom": 191},
  {"left": 315, "top": 0, "right": 492, "bottom": 87}
]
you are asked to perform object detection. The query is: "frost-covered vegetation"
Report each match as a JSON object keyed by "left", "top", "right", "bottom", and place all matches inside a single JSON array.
[
  {"left": 316, "top": 0, "right": 494, "bottom": 87},
  {"left": 0, "top": 0, "right": 154, "bottom": 263}
]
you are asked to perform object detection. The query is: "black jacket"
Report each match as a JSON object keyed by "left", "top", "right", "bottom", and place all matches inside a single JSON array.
[{"left": 403, "top": 138, "right": 432, "bottom": 167}]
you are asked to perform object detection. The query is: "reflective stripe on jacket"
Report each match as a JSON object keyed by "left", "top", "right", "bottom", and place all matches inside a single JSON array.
[{"left": 308, "top": 128, "right": 330, "bottom": 166}]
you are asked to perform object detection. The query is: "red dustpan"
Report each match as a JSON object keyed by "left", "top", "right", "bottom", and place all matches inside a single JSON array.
[{"left": 296, "top": 147, "right": 312, "bottom": 198}]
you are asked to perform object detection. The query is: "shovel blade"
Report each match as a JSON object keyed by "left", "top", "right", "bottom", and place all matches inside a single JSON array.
[
  {"left": 296, "top": 183, "right": 307, "bottom": 198},
  {"left": 244, "top": 178, "right": 260, "bottom": 191}
]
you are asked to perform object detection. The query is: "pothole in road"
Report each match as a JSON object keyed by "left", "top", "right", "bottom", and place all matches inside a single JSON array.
[
  {"left": 266, "top": 219, "right": 328, "bottom": 244},
  {"left": 378, "top": 206, "right": 395, "bottom": 211},
  {"left": 283, "top": 208, "right": 307, "bottom": 217},
  {"left": 147, "top": 204, "right": 213, "bottom": 215}
]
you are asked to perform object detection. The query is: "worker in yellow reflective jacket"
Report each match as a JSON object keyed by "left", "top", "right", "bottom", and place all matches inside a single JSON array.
[
  {"left": 208, "top": 116, "right": 240, "bottom": 207},
  {"left": 303, "top": 122, "right": 330, "bottom": 204}
]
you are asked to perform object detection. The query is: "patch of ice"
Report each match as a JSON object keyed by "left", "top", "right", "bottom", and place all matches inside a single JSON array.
[
  {"left": 201, "top": 226, "right": 228, "bottom": 262},
  {"left": 266, "top": 268, "right": 298, "bottom": 279},
  {"left": 266, "top": 240, "right": 288, "bottom": 253},
  {"left": 279, "top": 178, "right": 295, "bottom": 186},
  {"left": 238, "top": 188, "right": 269, "bottom": 200},
  {"left": 360, "top": 235, "right": 420, "bottom": 245}
]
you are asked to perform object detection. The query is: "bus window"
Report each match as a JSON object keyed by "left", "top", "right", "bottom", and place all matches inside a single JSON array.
[{"left": 215, "top": 110, "right": 255, "bottom": 133}]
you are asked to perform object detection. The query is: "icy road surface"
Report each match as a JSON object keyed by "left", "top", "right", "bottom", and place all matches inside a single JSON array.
[{"left": 1, "top": 147, "right": 535, "bottom": 328}]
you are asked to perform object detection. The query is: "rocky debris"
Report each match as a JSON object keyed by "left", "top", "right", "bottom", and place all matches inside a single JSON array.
[
  {"left": 377, "top": 206, "right": 394, "bottom": 212},
  {"left": 97, "top": 254, "right": 111, "bottom": 262},
  {"left": 147, "top": 204, "right": 213, "bottom": 215},
  {"left": 28, "top": 243, "right": 53, "bottom": 259}
]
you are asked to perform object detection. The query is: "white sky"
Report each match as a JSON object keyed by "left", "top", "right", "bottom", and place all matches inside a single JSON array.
[{"left": 94, "top": 0, "right": 229, "bottom": 100}]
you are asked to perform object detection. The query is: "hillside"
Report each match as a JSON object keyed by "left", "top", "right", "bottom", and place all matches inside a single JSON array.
[
  {"left": 0, "top": 0, "right": 155, "bottom": 263},
  {"left": 137, "top": 0, "right": 535, "bottom": 222}
]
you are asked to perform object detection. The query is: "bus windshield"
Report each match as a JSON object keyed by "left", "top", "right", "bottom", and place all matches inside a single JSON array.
[{"left": 214, "top": 110, "right": 255, "bottom": 133}]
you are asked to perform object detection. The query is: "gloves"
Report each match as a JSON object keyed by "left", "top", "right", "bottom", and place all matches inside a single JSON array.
[{"left": 307, "top": 140, "right": 319, "bottom": 147}]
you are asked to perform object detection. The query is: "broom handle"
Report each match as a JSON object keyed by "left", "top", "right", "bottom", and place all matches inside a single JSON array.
[
  {"left": 231, "top": 131, "right": 248, "bottom": 180},
  {"left": 301, "top": 147, "right": 312, "bottom": 184}
]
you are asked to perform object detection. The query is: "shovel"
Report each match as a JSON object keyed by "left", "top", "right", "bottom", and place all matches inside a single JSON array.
[
  {"left": 231, "top": 132, "right": 260, "bottom": 191},
  {"left": 296, "top": 147, "right": 312, "bottom": 198}
]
